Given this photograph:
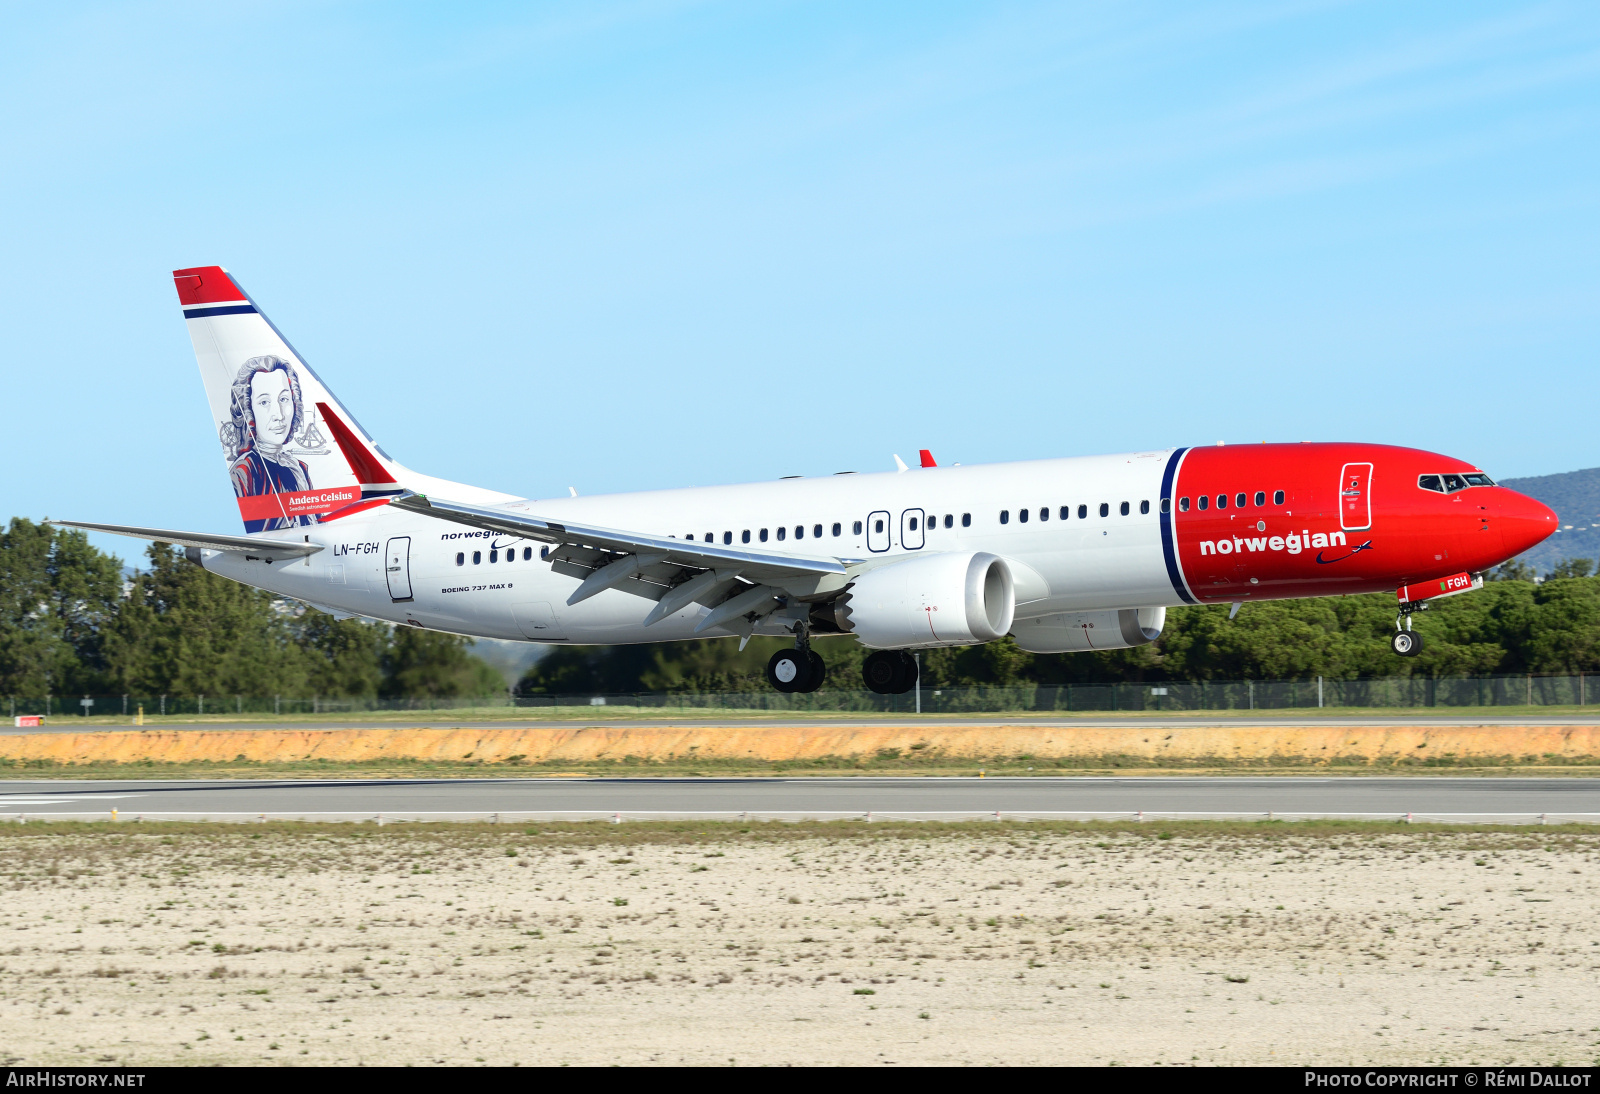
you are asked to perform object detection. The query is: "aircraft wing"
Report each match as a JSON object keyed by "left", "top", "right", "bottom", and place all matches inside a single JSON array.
[
  {"left": 47, "top": 520, "right": 324, "bottom": 559},
  {"left": 390, "top": 494, "right": 852, "bottom": 614}
]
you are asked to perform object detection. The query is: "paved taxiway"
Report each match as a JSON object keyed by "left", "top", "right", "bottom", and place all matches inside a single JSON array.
[
  {"left": 5, "top": 714, "right": 1599, "bottom": 736},
  {"left": 1, "top": 776, "right": 1597, "bottom": 822}
]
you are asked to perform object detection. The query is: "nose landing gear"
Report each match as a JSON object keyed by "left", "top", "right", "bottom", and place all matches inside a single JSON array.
[
  {"left": 1390, "top": 629, "right": 1424, "bottom": 657},
  {"left": 1391, "top": 599, "right": 1428, "bottom": 657}
]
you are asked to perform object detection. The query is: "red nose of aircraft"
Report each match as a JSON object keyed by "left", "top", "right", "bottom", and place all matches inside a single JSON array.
[{"left": 1495, "top": 488, "right": 1559, "bottom": 559}]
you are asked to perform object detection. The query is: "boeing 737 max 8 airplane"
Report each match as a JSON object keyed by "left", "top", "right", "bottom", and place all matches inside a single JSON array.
[{"left": 54, "top": 267, "right": 1558, "bottom": 694}]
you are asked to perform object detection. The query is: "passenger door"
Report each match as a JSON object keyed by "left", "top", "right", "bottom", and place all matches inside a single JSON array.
[
  {"left": 866, "top": 510, "right": 891, "bottom": 552},
  {"left": 1339, "top": 463, "right": 1373, "bottom": 531},
  {"left": 384, "top": 536, "right": 414, "bottom": 601},
  {"left": 901, "top": 508, "right": 925, "bottom": 550}
]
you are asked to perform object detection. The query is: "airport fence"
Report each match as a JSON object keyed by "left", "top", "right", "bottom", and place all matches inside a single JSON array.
[{"left": 5, "top": 672, "right": 1597, "bottom": 719}]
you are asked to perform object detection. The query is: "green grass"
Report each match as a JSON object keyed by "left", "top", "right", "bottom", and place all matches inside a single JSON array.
[{"left": 19, "top": 702, "right": 1600, "bottom": 727}]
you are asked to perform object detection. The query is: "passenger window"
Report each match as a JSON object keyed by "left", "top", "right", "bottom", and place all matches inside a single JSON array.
[
  {"left": 813, "top": 524, "right": 822, "bottom": 538},
  {"left": 473, "top": 551, "right": 482, "bottom": 564},
  {"left": 795, "top": 525, "right": 804, "bottom": 540},
  {"left": 1059, "top": 506, "right": 1069, "bottom": 520},
  {"left": 1039, "top": 507, "right": 1049, "bottom": 522},
  {"left": 961, "top": 513, "right": 971, "bottom": 527},
  {"left": 854, "top": 521, "right": 864, "bottom": 535},
  {"left": 777, "top": 527, "right": 787, "bottom": 541},
  {"left": 1179, "top": 497, "right": 1189, "bottom": 512},
  {"left": 540, "top": 547, "right": 549, "bottom": 560},
  {"left": 910, "top": 516, "right": 920, "bottom": 530},
  {"left": 489, "top": 549, "right": 498, "bottom": 563},
  {"left": 1418, "top": 475, "right": 1443, "bottom": 493},
  {"left": 832, "top": 522, "right": 842, "bottom": 536},
  {"left": 759, "top": 528, "right": 769, "bottom": 542},
  {"left": 1253, "top": 491, "right": 1265, "bottom": 507},
  {"left": 1140, "top": 500, "right": 1150, "bottom": 515},
  {"left": 1018, "top": 509, "right": 1028, "bottom": 524},
  {"left": 1120, "top": 501, "right": 1130, "bottom": 516},
  {"left": 741, "top": 530, "right": 750, "bottom": 543},
  {"left": 1000, "top": 510, "right": 1010, "bottom": 525},
  {"left": 874, "top": 519, "right": 883, "bottom": 533},
  {"left": 455, "top": 552, "right": 464, "bottom": 566},
  {"left": 1098, "top": 503, "right": 1109, "bottom": 517},
  {"left": 523, "top": 547, "right": 532, "bottom": 560},
  {"left": 1198, "top": 496, "right": 1209, "bottom": 511},
  {"left": 1273, "top": 490, "right": 1285, "bottom": 505},
  {"left": 1235, "top": 493, "right": 1246, "bottom": 508},
  {"left": 944, "top": 514, "right": 953, "bottom": 529},
  {"left": 1216, "top": 494, "right": 1228, "bottom": 510},
  {"left": 1463, "top": 473, "right": 1495, "bottom": 487},
  {"left": 722, "top": 531, "right": 731, "bottom": 545}
]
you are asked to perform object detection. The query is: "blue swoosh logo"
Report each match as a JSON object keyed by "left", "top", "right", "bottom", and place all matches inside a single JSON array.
[{"left": 1316, "top": 540, "right": 1374, "bottom": 564}]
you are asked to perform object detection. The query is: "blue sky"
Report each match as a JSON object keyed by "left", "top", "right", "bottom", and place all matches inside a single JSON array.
[{"left": 4, "top": 1, "right": 1597, "bottom": 564}]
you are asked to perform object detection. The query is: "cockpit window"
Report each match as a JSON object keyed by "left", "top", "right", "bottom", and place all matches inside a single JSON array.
[{"left": 1419, "top": 473, "right": 1489, "bottom": 494}]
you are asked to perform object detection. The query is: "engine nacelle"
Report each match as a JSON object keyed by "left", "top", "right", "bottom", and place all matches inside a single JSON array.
[
  {"left": 837, "top": 552, "right": 1015, "bottom": 649},
  {"left": 1011, "top": 607, "right": 1166, "bottom": 654}
]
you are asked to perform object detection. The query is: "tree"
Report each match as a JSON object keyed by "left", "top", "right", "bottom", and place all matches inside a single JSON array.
[
  {"left": 0, "top": 519, "right": 124, "bottom": 696},
  {"left": 383, "top": 627, "right": 505, "bottom": 699},
  {"left": 1544, "top": 558, "right": 1595, "bottom": 580},
  {"left": 102, "top": 544, "right": 311, "bottom": 697},
  {"left": 295, "top": 611, "right": 389, "bottom": 697}
]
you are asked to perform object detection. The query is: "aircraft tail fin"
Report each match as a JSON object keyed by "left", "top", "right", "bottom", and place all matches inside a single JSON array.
[{"left": 173, "top": 266, "right": 511, "bottom": 533}]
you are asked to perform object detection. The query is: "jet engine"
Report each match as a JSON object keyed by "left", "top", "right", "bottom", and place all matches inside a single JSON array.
[
  {"left": 830, "top": 551, "right": 1015, "bottom": 649},
  {"left": 1010, "top": 607, "right": 1166, "bottom": 653}
]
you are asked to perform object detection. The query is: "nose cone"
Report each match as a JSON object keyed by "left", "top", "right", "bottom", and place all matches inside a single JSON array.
[{"left": 1496, "top": 489, "right": 1558, "bottom": 558}]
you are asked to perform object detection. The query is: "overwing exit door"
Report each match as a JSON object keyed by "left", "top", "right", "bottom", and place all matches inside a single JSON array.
[
  {"left": 866, "top": 511, "right": 891, "bottom": 552},
  {"left": 1339, "top": 463, "right": 1373, "bottom": 531},
  {"left": 385, "top": 537, "right": 414, "bottom": 601},
  {"left": 901, "top": 508, "right": 925, "bottom": 550}
]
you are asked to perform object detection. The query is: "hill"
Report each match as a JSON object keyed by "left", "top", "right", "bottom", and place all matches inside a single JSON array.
[{"left": 1500, "top": 466, "right": 1600, "bottom": 574}]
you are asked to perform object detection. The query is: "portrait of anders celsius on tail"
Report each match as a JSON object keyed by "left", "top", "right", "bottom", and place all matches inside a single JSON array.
[{"left": 182, "top": 270, "right": 400, "bottom": 533}]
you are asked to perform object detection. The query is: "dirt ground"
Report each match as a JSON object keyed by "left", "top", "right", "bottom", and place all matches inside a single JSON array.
[{"left": 1, "top": 822, "right": 1597, "bottom": 1067}]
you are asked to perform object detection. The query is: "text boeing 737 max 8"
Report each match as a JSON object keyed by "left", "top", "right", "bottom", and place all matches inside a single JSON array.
[{"left": 54, "top": 266, "right": 1558, "bottom": 694}]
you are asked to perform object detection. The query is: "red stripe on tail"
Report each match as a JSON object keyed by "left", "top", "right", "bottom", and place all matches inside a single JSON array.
[{"left": 317, "top": 402, "right": 397, "bottom": 485}]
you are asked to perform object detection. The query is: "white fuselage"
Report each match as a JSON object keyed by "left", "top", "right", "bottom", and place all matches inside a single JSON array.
[{"left": 202, "top": 450, "right": 1180, "bottom": 645}]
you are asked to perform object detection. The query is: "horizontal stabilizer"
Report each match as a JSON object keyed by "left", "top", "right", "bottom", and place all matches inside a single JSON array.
[{"left": 47, "top": 520, "right": 323, "bottom": 558}]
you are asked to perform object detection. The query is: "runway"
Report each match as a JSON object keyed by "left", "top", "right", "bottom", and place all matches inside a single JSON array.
[{"left": 2, "top": 775, "right": 1598, "bottom": 823}]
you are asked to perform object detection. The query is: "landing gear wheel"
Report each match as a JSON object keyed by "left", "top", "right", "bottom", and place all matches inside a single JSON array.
[
  {"left": 797, "top": 649, "right": 827, "bottom": 694},
  {"left": 863, "top": 650, "right": 918, "bottom": 695},
  {"left": 767, "top": 649, "right": 812, "bottom": 693},
  {"left": 1390, "top": 630, "right": 1424, "bottom": 657}
]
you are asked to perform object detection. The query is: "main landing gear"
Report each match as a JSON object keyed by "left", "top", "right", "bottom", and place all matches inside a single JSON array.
[
  {"left": 862, "top": 649, "right": 918, "bottom": 695},
  {"left": 1391, "top": 600, "right": 1427, "bottom": 658},
  {"left": 766, "top": 626, "right": 827, "bottom": 694}
]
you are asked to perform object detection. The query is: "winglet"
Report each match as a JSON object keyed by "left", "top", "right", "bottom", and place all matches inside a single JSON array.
[
  {"left": 919, "top": 449, "right": 937, "bottom": 468},
  {"left": 893, "top": 454, "right": 909, "bottom": 473}
]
